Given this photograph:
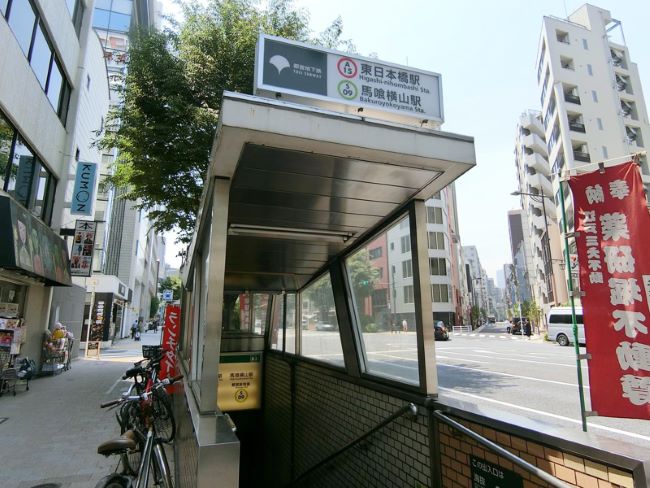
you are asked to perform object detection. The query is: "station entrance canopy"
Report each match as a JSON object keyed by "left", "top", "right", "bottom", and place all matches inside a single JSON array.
[{"left": 185, "top": 91, "right": 475, "bottom": 292}]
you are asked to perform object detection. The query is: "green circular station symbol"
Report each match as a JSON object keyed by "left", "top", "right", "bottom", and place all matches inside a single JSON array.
[{"left": 337, "top": 80, "right": 358, "bottom": 100}]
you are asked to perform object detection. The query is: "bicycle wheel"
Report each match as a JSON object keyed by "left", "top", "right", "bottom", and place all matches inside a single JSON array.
[
  {"left": 152, "top": 388, "right": 176, "bottom": 443},
  {"left": 117, "top": 402, "right": 145, "bottom": 475}
]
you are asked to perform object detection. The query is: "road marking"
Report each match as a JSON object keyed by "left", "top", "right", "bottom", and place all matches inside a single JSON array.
[
  {"left": 438, "top": 363, "right": 587, "bottom": 388},
  {"left": 438, "top": 387, "right": 650, "bottom": 444},
  {"left": 105, "top": 378, "right": 132, "bottom": 395},
  {"left": 436, "top": 355, "right": 483, "bottom": 364},
  {"left": 440, "top": 351, "right": 575, "bottom": 368}
]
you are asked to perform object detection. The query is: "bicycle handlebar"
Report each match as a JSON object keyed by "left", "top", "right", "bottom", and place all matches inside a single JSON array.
[
  {"left": 101, "top": 375, "right": 184, "bottom": 408},
  {"left": 122, "top": 366, "right": 144, "bottom": 380},
  {"left": 100, "top": 399, "right": 122, "bottom": 408}
]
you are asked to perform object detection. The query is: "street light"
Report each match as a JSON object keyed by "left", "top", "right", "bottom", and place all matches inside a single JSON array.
[{"left": 511, "top": 190, "right": 556, "bottom": 308}]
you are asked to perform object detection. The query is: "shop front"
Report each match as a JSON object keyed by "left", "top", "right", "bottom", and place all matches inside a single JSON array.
[
  {"left": 79, "top": 276, "right": 130, "bottom": 349},
  {"left": 0, "top": 195, "right": 72, "bottom": 371}
]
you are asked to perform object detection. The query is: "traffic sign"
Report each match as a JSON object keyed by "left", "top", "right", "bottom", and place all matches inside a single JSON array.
[{"left": 162, "top": 290, "right": 173, "bottom": 301}]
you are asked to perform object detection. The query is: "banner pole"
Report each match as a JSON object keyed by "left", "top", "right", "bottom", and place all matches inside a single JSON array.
[{"left": 558, "top": 178, "right": 589, "bottom": 432}]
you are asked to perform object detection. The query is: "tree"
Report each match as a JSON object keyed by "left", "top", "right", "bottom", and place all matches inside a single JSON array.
[
  {"left": 99, "top": 0, "right": 352, "bottom": 244},
  {"left": 150, "top": 295, "right": 160, "bottom": 317},
  {"left": 470, "top": 305, "right": 480, "bottom": 327},
  {"left": 159, "top": 276, "right": 182, "bottom": 300}
]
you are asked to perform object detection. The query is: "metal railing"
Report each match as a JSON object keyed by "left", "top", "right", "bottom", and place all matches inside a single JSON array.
[
  {"left": 433, "top": 410, "right": 573, "bottom": 488},
  {"left": 286, "top": 403, "right": 418, "bottom": 487}
]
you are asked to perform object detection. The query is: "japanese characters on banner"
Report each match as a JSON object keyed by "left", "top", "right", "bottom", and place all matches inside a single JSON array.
[
  {"left": 70, "top": 220, "right": 96, "bottom": 277},
  {"left": 159, "top": 304, "right": 181, "bottom": 384},
  {"left": 568, "top": 162, "right": 650, "bottom": 418}
]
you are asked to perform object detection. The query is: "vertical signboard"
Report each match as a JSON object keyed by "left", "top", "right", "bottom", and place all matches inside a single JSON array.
[
  {"left": 568, "top": 162, "right": 650, "bottom": 418},
  {"left": 255, "top": 34, "right": 443, "bottom": 124},
  {"left": 71, "top": 162, "right": 97, "bottom": 216},
  {"left": 159, "top": 304, "right": 181, "bottom": 382},
  {"left": 217, "top": 353, "right": 262, "bottom": 411},
  {"left": 70, "top": 220, "right": 96, "bottom": 277}
]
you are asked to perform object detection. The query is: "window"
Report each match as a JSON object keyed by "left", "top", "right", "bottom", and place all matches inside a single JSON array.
[
  {"left": 428, "top": 231, "right": 445, "bottom": 250},
  {"left": 7, "top": 0, "right": 36, "bottom": 56},
  {"left": 0, "top": 113, "right": 15, "bottom": 191},
  {"left": 30, "top": 23, "right": 53, "bottom": 90},
  {"left": 5, "top": 1, "right": 72, "bottom": 123},
  {"left": 582, "top": 39, "right": 589, "bottom": 50},
  {"left": 7, "top": 136, "right": 36, "bottom": 207},
  {"left": 587, "top": 64, "right": 593, "bottom": 76},
  {"left": 368, "top": 247, "right": 382, "bottom": 260},
  {"left": 345, "top": 214, "right": 418, "bottom": 384},
  {"left": 560, "top": 56, "right": 574, "bottom": 70},
  {"left": 301, "top": 273, "right": 343, "bottom": 366},
  {"left": 404, "top": 285, "right": 414, "bottom": 303},
  {"left": 402, "top": 259, "right": 413, "bottom": 278},
  {"left": 427, "top": 206, "right": 443, "bottom": 224},
  {"left": 271, "top": 293, "right": 296, "bottom": 352},
  {"left": 86, "top": 74, "right": 91, "bottom": 90},
  {"left": 431, "top": 284, "right": 450, "bottom": 303},
  {"left": 66, "top": 0, "right": 85, "bottom": 36},
  {"left": 400, "top": 235, "right": 411, "bottom": 253},
  {"left": 602, "top": 146, "right": 608, "bottom": 158},
  {"left": 592, "top": 90, "right": 598, "bottom": 102},
  {"left": 1, "top": 0, "right": 7, "bottom": 16},
  {"left": 429, "top": 257, "right": 447, "bottom": 276},
  {"left": 135, "top": 239, "right": 139, "bottom": 256},
  {"left": 556, "top": 30, "right": 569, "bottom": 44},
  {"left": 93, "top": 8, "right": 132, "bottom": 32},
  {"left": 597, "top": 118, "right": 603, "bottom": 130}
]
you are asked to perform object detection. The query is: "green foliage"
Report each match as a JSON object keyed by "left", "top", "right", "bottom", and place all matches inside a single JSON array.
[
  {"left": 470, "top": 305, "right": 480, "bottom": 326},
  {"left": 98, "top": 0, "right": 352, "bottom": 244},
  {"left": 150, "top": 294, "right": 161, "bottom": 317},
  {"left": 348, "top": 249, "right": 380, "bottom": 301},
  {"left": 159, "top": 275, "right": 182, "bottom": 300},
  {"left": 363, "top": 322, "right": 378, "bottom": 333}
]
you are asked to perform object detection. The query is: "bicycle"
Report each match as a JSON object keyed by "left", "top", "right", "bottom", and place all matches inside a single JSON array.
[{"left": 95, "top": 373, "right": 183, "bottom": 488}]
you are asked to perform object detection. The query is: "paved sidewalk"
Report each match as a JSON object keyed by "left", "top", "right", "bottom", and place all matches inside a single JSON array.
[{"left": 0, "top": 330, "right": 162, "bottom": 488}]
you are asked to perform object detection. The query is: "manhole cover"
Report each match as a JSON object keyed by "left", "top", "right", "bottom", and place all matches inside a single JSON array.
[{"left": 31, "top": 484, "right": 61, "bottom": 488}]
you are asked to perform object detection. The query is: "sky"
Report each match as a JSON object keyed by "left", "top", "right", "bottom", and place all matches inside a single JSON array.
[{"left": 162, "top": 0, "right": 650, "bottom": 280}]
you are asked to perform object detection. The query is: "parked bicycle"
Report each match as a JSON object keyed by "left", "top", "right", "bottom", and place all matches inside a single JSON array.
[{"left": 95, "top": 373, "right": 182, "bottom": 488}]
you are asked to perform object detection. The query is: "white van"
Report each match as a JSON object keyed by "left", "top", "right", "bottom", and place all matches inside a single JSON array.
[{"left": 547, "top": 307, "right": 586, "bottom": 346}]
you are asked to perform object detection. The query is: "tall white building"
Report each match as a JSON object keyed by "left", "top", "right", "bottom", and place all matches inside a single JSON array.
[
  {"left": 537, "top": 4, "right": 650, "bottom": 227},
  {"left": 506, "top": 210, "right": 534, "bottom": 305},
  {"left": 461, "top": 245, "right": 488, "bottom": 324},
  {"left": 513, "top": 110, "right": 567, "bottom": 318}
]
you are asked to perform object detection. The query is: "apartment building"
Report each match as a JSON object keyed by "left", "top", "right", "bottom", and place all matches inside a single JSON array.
[
  {"left": 537, "top": 4, "right": 650, "bottom": 228},
  {"left": 506, "top": 209, "right": 534, "bottom": 306},
  {"left": 461, "top": 245, "right": 489, "bottom": 324},
  {"left": 513, "top": 110, "right": 567, "bottom": 318},
  {"left": 0, "top": 0, "right": 109, "bottom": 363}
]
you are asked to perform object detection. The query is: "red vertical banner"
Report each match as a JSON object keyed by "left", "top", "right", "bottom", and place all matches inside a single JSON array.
[
  {"left": 568, "top": 161, "right": 650, "bottom": 419},
  {"left": 160, "top": 304, "right": 181, "bottom": 382}
]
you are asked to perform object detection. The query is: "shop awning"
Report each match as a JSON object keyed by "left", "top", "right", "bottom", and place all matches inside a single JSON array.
[{"left": 0, "top": 195, "right": 72, "bottom": 286}]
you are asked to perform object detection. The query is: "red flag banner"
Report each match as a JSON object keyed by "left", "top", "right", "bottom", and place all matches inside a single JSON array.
[
  {"left": 160, "top": 304, "right": 181, "bottom": 383},
  {"left": 568, "top": 161, "right": 650, "bottom": 419}
]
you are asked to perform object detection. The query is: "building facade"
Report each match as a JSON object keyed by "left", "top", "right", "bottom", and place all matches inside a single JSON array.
[
  {"left": 506, "top": 209, "right": 534, "bottom": 307},
  {"left": 0, "top": 0, "right": 109, "bottom": 364}
]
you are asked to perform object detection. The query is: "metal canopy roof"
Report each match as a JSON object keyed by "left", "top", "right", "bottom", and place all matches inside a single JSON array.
[{"left": 186, "top": 92, "right": 476, "bottom": 291}]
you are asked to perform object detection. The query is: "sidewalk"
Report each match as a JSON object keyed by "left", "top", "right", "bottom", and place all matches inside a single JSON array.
[{"left": 0, "top": 330, "right": 162, "bottom": 488}]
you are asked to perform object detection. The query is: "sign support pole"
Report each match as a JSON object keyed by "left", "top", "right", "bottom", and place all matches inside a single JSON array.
[
  {"left": 558, "top": 178, "right": 589, "bottom": 432},
  {"left": 84, "top": 279, "right": 96, "bottom": 358}
]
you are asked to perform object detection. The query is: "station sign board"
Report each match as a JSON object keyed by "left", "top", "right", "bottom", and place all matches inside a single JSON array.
[
  {"left": 255, "top": 34, "right": 443, "bottom": 125},
  {"left": 217, "top": 353, "right": 262, "bottom": 411}
]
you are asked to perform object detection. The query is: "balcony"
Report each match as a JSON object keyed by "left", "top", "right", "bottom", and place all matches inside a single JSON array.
[
  {"left": 573, "top": 151, "right": 591, "bottom": 163},
  {"left": 524, "top": 152, "right": 551, "bottom": 176},
  {"left": 564, "top": 92, "right": 581, "bottom": 105},
  {"left": 569, "top": 121, "right": 586, "bottom": 133},
  {"left": 523, "top": 133, "right": 548, "bottom": 157}
]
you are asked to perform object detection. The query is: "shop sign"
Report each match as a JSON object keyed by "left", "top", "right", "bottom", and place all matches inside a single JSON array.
[
  {"left": 86, "top": 340, "right": 101, "bottom": 358},
  {"left": 0, "top": 195, "right": 72, "bottom": 286},
  {"left": 162, "top": 289, "right": 173, "bottom": 301},
  {"left": 217, "top": 353, "right": 262, "bottom": 411},
  {"left": 568, "top": 161, "right": 650, "bottom": 418},
  {"left": 470, "top": 456, "right": 522, "bottom": 488},
  {"left": 160, "top": 304, "right": 181, "bottom": 384},
  {"left": 0, "top": 329, "right": 14, "bottom": 353},
  {"left": 71, "top": 162, "right": 98, "bottom": 216},
  {"left": 255, "top": 34, "right": 443, "bottom": 124},
  {"left": 70, "top": 220, "right": 97, "bottom": 277}
]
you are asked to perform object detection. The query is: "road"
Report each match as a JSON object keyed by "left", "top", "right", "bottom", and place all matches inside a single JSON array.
[{"left": 302, "top": 321, "right": 650, "bottom": 450}]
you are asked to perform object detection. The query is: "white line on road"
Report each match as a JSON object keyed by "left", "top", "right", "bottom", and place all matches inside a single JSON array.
[
  {"left": 438, "top": 387, "right": 650, "bottom": 444},
  {"left": 440, "top": 351, "right": 575, "bottom": 368},
  {"left": 105, "top": 377, "right": 131, "bottom": 395},
  {"left": 438, "top": 363, "right": 587, "bottom": 388}
]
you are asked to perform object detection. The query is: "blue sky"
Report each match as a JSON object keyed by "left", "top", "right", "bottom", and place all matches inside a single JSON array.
[{"left": 163, "top": 1, "right": 650, "bottom": 280}]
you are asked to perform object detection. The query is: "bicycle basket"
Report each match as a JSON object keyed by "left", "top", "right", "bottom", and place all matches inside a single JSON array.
[{"left": 141, "top": 344, "right": 162, "bottom": 359}]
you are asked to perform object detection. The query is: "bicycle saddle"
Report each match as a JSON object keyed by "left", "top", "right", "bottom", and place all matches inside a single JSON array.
[{"left": 97, "top": 429, "right": 137, "bottom": 456}]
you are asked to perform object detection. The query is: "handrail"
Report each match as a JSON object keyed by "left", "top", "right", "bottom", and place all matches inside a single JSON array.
[
  {"left": 433, "top": 410, "right": 573, "bottom": 488},
  {"left": 286, "top": 403, "right": 418, "bottom": 487}
]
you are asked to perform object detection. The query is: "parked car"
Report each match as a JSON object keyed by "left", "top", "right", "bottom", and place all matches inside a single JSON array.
[
  {"left": 315, "top": 322, "right": 336, "bottom": 332},
  {"left": 434, "top": 321, "right": 449, "bottom": 341},
  {"left": 547, "top": 307, "right": 585, "bottom": 346}
]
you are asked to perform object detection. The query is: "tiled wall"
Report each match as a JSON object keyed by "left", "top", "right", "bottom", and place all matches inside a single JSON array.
[
  {"left": 173, "top": 386, "right": 199, "bottom": 488},
  {"left": 438, "top": 419, "right": 635, "bottom": 488}
]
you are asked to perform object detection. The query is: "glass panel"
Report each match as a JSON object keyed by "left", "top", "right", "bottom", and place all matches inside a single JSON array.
[
  {"left": 95, "top": 0, "right": 112, "bottom": 9},
  {"left": 112, "top": 0, "right": 133, "bottom": 15},
  {"left": 109, "top": 11, "right": 131, "bottom": 32},
  {"left": 31, "top": 162, "right": 50, "bottom": 219},
  {"left": 58, "top": 80, "right": 71, "bottom": 124},
  {"left": 93, "top": 8, "right": 111, "bottom": 29},
  {"left": 7, "top": 0, "right": 36, "bottom": 56},
  {"left": 346, "top": 214, "right": 419, "bottom": 384},
  {"left": 270, "top": 295, "right": 284, "bottom": 351},
  {"left": 0, "top": 113, "right": 15, "bottom": 191},
  {"left": 286, "top": 293, "right": 296, "bottom": 354},
  {"left": 65, "top": 0, "right": 76, "bottom": 16},
  {"left": 46, "top": 59, "right": 63, "bottom": 109},
  {"left": 253, "top": 293, "right": 268, "bottom": 335},
  {"left": 30, "top": 23, "right": 52, "bottom": 90},
  {"left": 300, "top": 273, "right": 343, "bottom": 366},
  {"left": 1, "top": 0, "right": 8, "bottom": 17},
  {"left": 7, "top": 136, "right": 35, "bottom": 207}
]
